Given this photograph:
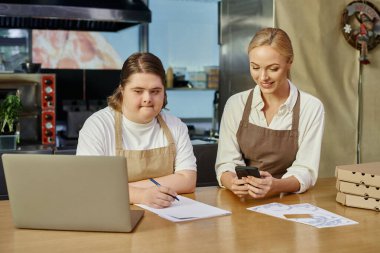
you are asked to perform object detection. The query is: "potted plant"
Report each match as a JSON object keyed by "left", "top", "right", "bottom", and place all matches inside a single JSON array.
[{"left": 0, "top": 94, "right": 22, "bottom": 150}]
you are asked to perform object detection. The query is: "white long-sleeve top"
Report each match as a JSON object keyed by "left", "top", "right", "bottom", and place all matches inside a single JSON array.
[{"left": 215, "top": 81, "right": 325, "bottom": 193}]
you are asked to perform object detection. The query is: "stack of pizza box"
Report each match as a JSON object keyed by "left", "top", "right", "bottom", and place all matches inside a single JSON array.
[{"left": 335, "top": 162, "right": 380, "bottom": 211}]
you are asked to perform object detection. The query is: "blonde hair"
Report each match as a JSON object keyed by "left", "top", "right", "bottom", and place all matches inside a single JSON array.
[
  {"left": 248, "top": 28, "right": 293, "bottom": 78},
  {"left": 107, "top": 52, "right": 167, "bottom": 112}
]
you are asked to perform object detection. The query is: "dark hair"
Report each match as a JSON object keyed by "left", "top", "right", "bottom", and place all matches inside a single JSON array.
[
  {"left": 107, "top": 52, "right": 167, "bottom": 112},
  {"left": 248, "top": 28, "right": 293, "bottom": 78}
]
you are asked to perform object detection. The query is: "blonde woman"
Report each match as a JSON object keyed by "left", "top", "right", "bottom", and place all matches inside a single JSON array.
[{"left": 216, "top": 28, "right": 325, "bottom": 199}]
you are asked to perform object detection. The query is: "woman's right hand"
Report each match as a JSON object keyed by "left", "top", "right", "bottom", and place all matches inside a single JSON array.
[
  {"left": 230, "top": 177, "right": 250, "bottom": 198},
  {"left": 221, "top": 171, "right": 250, "bottom": 198},
  {"left": 141, "top": 186, "right": 177, "bottom": 208},
  {"left": 222, "top": 172, "right": 249, "bottom": 198}
]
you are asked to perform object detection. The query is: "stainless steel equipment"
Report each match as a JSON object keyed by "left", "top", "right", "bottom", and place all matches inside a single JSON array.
[
  {"left": 0, "top": 0, "right": 151, "bottom": 31},
  {"left": 0, "top": 73, "right": 56, "bottom": 145},
  {"left": 219, "top": 0, "right": 273, "bottom": 121}
]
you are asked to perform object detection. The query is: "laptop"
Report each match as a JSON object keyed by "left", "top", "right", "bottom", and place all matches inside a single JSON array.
[{"left": 2, "top": 154, "right": 144, "bottom": 232}]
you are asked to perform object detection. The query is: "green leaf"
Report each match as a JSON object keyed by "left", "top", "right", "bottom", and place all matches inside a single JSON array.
[{"left": 0, "top": 95, "right": 22, "bottom": 134}]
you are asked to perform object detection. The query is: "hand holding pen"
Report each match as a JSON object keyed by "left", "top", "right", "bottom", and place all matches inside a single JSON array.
[
  {"left": 149, "top": 178, "right": 180, "bottom": 201},
  {"left": 137, "top": 178, "right": 179, "bottom": 208}
]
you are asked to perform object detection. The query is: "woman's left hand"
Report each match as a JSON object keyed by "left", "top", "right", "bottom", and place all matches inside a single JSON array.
[{"left": 243, "top": 171, "right": 274, "bottom": 199}]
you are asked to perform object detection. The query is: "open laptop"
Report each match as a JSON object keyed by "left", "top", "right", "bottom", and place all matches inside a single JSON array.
[{"left": 2, "top": 154, "right": 144, "bottom": 232}]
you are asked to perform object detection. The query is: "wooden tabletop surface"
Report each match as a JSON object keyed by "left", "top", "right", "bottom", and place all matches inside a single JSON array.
[{"left": 1, "top": 178, "right": 379, "bottom": 253}]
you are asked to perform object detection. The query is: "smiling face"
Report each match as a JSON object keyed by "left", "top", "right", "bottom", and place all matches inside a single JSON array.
[
  {"left": 121, "top": 73, "right": 165, "bottom": 124},
  {"left": 249, "top": 45, "right": 292, "bottom": 96}
]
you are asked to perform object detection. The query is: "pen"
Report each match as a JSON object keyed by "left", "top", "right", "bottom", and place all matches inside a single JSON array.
[{"left": 149, "top": 178, "right": 180, "bottom": 201}]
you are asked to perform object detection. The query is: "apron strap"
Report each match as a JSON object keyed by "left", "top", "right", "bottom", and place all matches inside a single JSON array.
[
  {"left": 114, "top": 111, "right": 176, "bottom": 158},
  {"left": 291, "top": 90, "right": 301, "bottom": 131},
  {"left": 157, "top": 114, "right": 176, "bottom": 156},
  {"left": 241, "top": 89, "right": 254, "bottom": 128},
  {"left": 114, "top": 111, "right": 124, "bottom": 156},
  {"left": 241, "top": 89, "right": 300, "bottom": 131}
]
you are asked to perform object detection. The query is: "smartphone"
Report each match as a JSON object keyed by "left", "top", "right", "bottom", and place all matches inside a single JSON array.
[{"left": 235, "top": 166, "right": 261, "bottom": 179}]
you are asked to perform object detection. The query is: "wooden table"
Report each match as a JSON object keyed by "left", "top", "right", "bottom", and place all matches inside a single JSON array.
[{"left": 0, "top": 178, "right": 379, "bottom": 253}]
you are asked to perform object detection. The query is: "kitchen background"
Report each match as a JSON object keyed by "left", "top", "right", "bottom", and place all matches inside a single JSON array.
[{"left": 0, "top": 0, "right": 220, "bottom": 145}]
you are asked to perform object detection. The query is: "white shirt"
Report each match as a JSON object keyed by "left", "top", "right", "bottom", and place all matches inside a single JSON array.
[
  {"left": 77, "top": 107, "right": 197, "bottom": 172},
  {"left": 215, "top": 81, "right": 325, "bottom": 193}
]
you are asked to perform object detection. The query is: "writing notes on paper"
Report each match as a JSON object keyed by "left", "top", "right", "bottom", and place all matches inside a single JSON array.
[
  {"left": 248, "top": 203, "right": 358, "bottom": 228},
  {"left": 136, "top": 196, "right": 231, "bottom": 222}
]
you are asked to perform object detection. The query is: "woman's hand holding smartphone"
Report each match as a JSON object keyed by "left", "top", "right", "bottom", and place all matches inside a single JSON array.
[{"left": 235, "top": 166, "right": 261, "bottom": 179}]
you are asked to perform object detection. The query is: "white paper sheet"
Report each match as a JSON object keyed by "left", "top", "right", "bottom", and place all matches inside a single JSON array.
[
  {"left": 136, "top": 196, "right": 231, "bottom": 222},
  {"left": 248, "top": 203, "right": 358, "bottom": 228}
]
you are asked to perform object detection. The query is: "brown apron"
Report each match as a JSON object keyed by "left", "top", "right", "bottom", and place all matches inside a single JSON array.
[
  {"left": 236, "top": 90, "right": 300, "bottom": 179},
  {"left": 114, "top": 112, "right": 176, "bottom": 182}
]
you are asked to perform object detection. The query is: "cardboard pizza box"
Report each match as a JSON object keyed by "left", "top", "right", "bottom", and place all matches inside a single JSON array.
[
  {"left": 336, "top": 180, "right": 380, "bottom": 199},
  {"left": 335, "top": 162, "right": 380, "bottom": 187},
  {"left": 336, "top": 192, "right": 380, "bottom": 211}
]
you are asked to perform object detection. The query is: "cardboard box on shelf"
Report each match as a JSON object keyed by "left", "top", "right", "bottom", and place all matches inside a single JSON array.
[
  {"left": 188, "top": 71, "right": 207, "bottom": 89},
  {"left": 336, "top": 180, "right": 380, "bottom": 199},
  {"left": 204, "top": 66, "right": 219, "bottom": 89},
  {"left": 336, "top": 192, "right": 380, "bottom": 211},
  {"left": 335, "top": 162, "right": 380, "bottom": 187}
]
